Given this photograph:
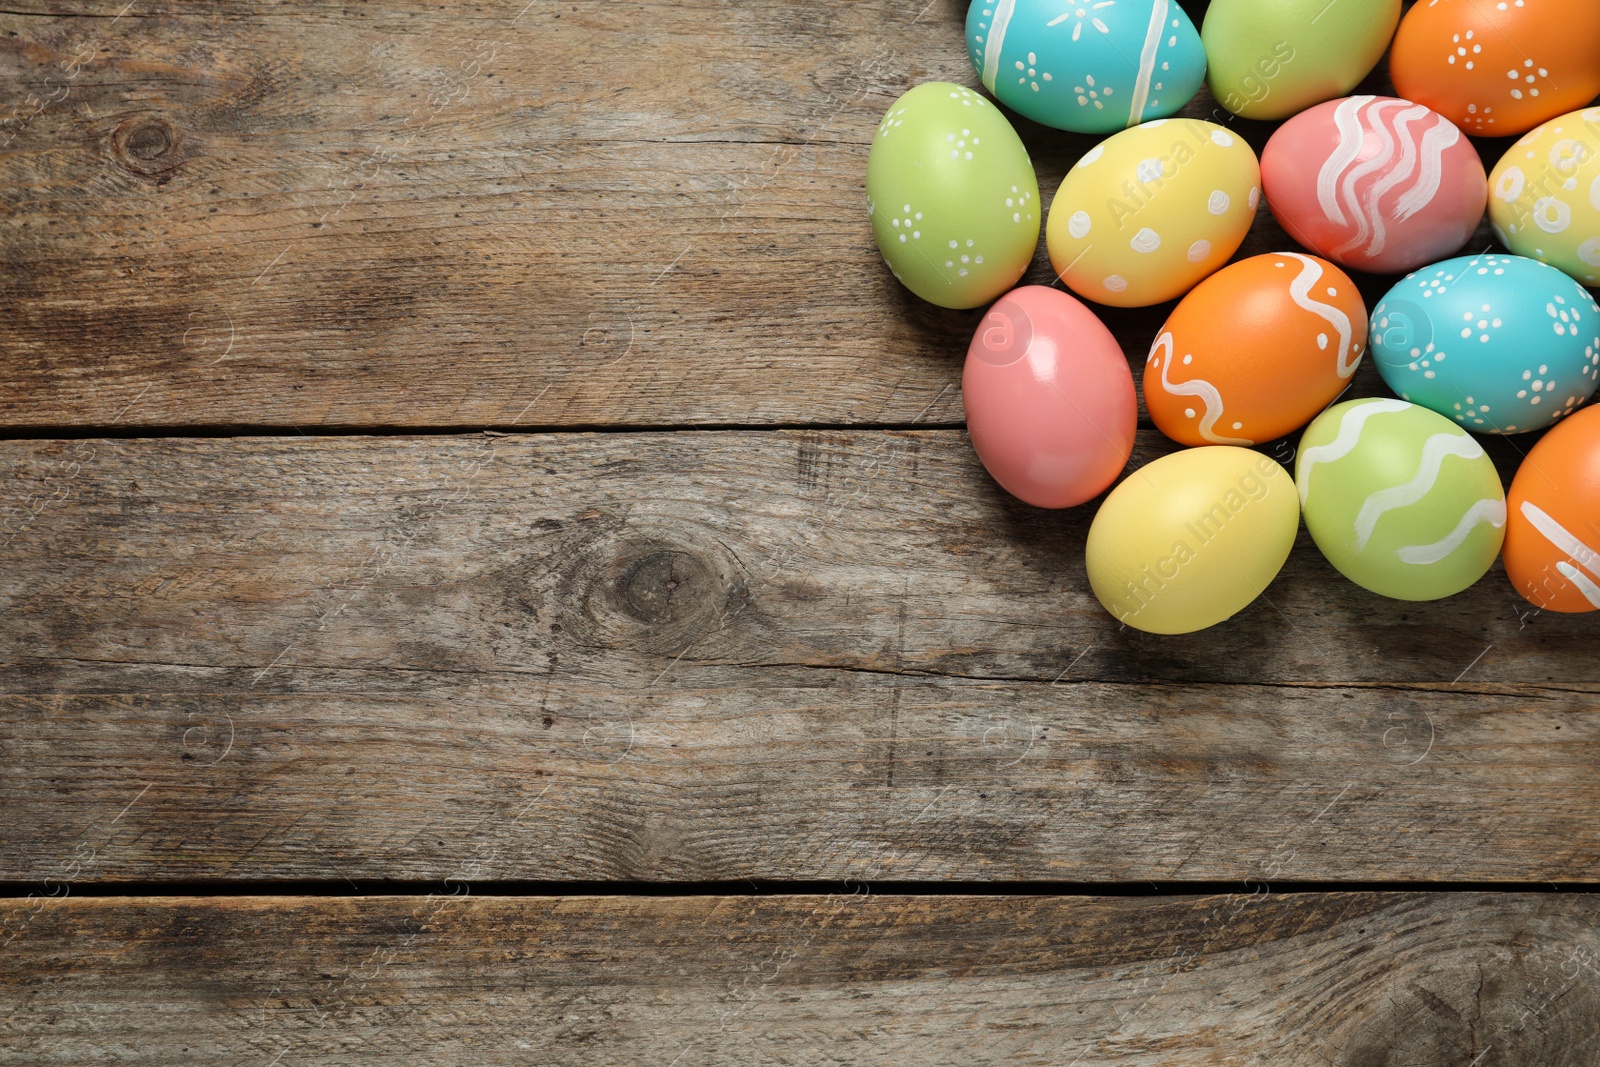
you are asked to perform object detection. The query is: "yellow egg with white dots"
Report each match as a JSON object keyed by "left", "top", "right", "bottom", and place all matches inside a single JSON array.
[
  {"left": 1046, "top": 118, "right": 1261, "bottom": 308},
  {"left": 1489, "top": 107, "right": 1600, "bottom": 287}
]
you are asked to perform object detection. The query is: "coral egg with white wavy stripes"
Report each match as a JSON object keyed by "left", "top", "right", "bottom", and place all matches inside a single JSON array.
[{"left": 1261, "top": 96, "right": 1488, "bottom": 275}]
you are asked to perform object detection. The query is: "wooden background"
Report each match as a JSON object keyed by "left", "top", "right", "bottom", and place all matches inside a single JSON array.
[{"left": 1, "top": 0, "right": 1598, "bottom": 1062}]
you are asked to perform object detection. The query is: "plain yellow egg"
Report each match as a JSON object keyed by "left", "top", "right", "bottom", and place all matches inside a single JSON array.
[{"left": 1085, "top": 447, "right": 1300, "bottom": 633}]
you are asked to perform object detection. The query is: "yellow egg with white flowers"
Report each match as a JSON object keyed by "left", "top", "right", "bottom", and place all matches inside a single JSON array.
[{"left": 1046, "top": 118, "right": 1261, "bottom": 308}]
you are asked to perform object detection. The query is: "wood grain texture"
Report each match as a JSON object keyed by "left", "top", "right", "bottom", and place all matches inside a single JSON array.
[
  {"left": 5, "top": 0, "right": 1599, "bottom": 1056},
  {"left": 4, "top": 892, "right": 1600, "bottom": 1064},
  {"left": 2, "top": 432, "right": 1595, "bottom": 882},
  {"left": 0, "top": 0, "right": 1522, "bottom": 429}
]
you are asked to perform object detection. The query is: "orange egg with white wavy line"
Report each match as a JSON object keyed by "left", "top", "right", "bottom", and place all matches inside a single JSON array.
[
  {"left": 1143, "top": 253, "right": 1367, "bottom": 447},
  {"left": 1503, "top": 404, "right": 1600, "bottom": 614}
]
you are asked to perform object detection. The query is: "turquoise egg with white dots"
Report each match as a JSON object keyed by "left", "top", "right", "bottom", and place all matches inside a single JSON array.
[
  {"left": 966, "top": 0, "right": 1206, "bottom": 135},
  {"left": 1369, "top": 252, "right": 1600, "bottom": 434},
  {"left": 867, "top": 82, "right": 1041, "bottom": 310}
]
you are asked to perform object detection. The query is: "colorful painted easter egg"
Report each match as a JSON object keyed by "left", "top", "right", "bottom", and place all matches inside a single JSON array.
[
  {"left": 867, "top": 82, "right": 1041, "bottom": 309},
  {"left": 1261, "top": 96, "right": 1487, "bottom": 274},
  {"left": 1145, "top": 252, "right": 1366, "bottom": 447},
  {"left": 1202, "top": 0, "right": 1399, "bottom": 120},
  {"left": 1086, "top": 447, "right": 1299, "bottom": 633},
  {"left": 965, "top": 0, "right": 1206, "bottom": 134},
  {"left": 1296, "top": 398, "right": 1506, "bottom": 601},
  {"left": 963, "top": 286, "right": 1137, "bottom": 507},
  {"left": 1390, "top": 0, "right": 1600, "bottom": 137},
  {"left": 1369, "top": 252, "right": 1600, "bottom": 434},
  {"left": 1504, "top": 404, "right": 1600, "bottom": 613},
  {"left": 1046, "top": 118, "right": 1260, "bottom": 307},
  {"left": 1489, "top": 108, "right": 1600, "bottom": 286}
]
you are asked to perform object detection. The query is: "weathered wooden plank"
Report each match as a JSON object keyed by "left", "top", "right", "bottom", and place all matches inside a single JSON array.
[
  {"left": 2, "top": 432, "right": 1595, "bottom": 882},
  {"left": 0, "top": 1, "right": 1504, "bottom": 429},
  {"left": 2, "top": 432, "right": 1589, "bottom": 684},
  {"left": 3, "top": 893, "right": 1599, "bottom": 1064},
  {"left": 5, "top": 667, "right": 1599, "bottom": 883},
  {"left": 0, "top": 0, "right": 1008, "bottom": 429}
]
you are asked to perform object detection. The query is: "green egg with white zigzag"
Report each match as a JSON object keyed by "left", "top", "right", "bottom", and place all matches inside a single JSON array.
[{"left": 1296, "top": 398, "right": 1507, "bottom": 601}]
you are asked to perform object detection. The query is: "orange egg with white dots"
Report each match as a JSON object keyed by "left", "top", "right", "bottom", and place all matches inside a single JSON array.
[
  {"left": 1389, "top": 0, "right": 1600, "bottom": 136},
  {"left": 1143, "top": 253, "right": 1367, "bottom": 448},
  {"left": 1503, "top": 404, "right": 1600, "bottom": 614}
]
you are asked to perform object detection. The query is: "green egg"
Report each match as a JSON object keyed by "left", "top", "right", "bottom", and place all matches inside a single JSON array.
[
  {"left": 1296, "top": 398, "right": 1506, "bottom": 601},
  {"left": 867, "top": 82, "right": 1041, "bottom": 309},
  {"left": 1202, "top": 0, "right": 1399, "bottom": 120}
]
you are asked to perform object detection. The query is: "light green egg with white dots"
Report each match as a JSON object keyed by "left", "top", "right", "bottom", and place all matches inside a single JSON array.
[
  {"left": 1296, "top": 398, "right": 1507, "bottom": 602},
  {"left": 867, "top": 82, "right": 1041, "bottom": 309}
]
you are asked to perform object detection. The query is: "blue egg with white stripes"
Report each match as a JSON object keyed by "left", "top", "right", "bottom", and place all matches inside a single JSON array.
[
  {"left": 1370, "top": 252, "right": 1600, "bottom": 434},
  {"left": 966, "top": 0, "right": 1207, "bottom": 134}
]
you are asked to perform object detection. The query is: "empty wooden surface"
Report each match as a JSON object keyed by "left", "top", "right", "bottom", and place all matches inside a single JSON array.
[
  {"left": 0, "top": 0, "right": 973, "bottom": 428},
  {"left": 6, "top": 892, "right": 1600, "bottom": 1065},
  {"left": 2, "top": 431, "right": 1597, "bottom": 883},
  {"left": 0, "top": 0, "right": 1494, "bottom": 430},
  {"left": 3, "top": 0, "right": 1600, "bottom": 1061}
]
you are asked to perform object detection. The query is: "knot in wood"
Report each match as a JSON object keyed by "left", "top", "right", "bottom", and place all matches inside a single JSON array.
[
  {"left": 548, "top": 528, "right": 750, "bottom": 658},
  {"left": 617, "top": 549, "right": 715, "bottom": 625},
  {"left": 125, "top": 121, "right": 173, "bottom": 160},
  {"left": 113, "top": 116, "right": 183, "bottom": 177}
]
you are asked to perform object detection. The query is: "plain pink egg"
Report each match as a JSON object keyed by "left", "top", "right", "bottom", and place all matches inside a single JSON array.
[
  {"left": 1260, "top": 96, "right": 1487, "bottom": 274},
  {"left": 962, "top": 285, "right": 1137, "bottom": 508}
]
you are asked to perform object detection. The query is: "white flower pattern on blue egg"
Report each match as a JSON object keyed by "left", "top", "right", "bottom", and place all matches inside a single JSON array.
[
  {"left": 1370, "top": 253, "right": 1600, "bottom": 434},
  {"left": 966, "top": 0, "right": 1206, "bottom": 134},
  {"left": 1047, "top": 0, "right": 1116, "bottom": 41},
  {"left": 1014, "top": 51, "right": 1055, "bottom": 92}
]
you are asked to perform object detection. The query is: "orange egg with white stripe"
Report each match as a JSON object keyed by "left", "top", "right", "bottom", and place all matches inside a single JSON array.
[
  {"left": 1143, "top": 252, "right": 1367, "bottom": 447},
  {"left": 1503, "top": 404, "right": 1600, "bottom": 613}
]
